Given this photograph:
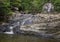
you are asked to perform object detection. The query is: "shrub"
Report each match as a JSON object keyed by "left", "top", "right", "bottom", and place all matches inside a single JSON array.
[{"left": 0, "top": 0, "right": 11, "bottom": 22}]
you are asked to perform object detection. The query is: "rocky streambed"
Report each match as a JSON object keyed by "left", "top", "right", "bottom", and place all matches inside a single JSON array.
[{"left": 0, "top": 13, "right": 60, "bottom": 39}]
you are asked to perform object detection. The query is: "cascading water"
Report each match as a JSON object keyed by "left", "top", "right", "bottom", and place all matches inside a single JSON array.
[
  {"left": 4, "top": 26, "right": 14, "bottom": 34},
  {"left": 43, "top": 3, "right": 54, "bottom": 13},
  {"left": 4, "top": 22, "right": 20, "bottom": 34},
  {"left": 1, "top": 13, "right": 60, "bottom": 39},
  {"left": 21, "top": 16, "right": 33, "bottom": 25}
]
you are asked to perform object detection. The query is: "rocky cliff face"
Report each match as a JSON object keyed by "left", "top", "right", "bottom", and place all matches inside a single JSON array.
[
  {"left": 19, "top": 14, "right": 60, "bottom": 39},
  {"left": 0, "top": 13, "right": 60, "bottom": 39}
]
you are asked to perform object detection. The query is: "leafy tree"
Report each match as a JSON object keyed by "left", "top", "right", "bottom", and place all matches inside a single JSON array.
[
  {"left": 0, "top": 0, "right": 60, "bottom": 22},
  {"left": 0, "top": 0, "right": 11, "bottom": 22},
  {"left": 10, "top": 0, "right": 21, "bottom": 7},
  {"left": 53, "top": 0, "right": 60, "bottom": 12}
]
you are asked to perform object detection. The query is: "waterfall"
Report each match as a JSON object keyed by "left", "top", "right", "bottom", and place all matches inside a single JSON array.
[
  {"left": 47, "top": 3, "right": 52, "bottom": 12},
  {"left": 43, "top": 3, "right": 54, "bottom": 13},
  {"left": 4, "top": 26, "right": 14, "bottom": 34},
  {"left": 4, "top": 22, "right": 20, "bottom": 34},
  {"left": 21, "top": 16, "right": 33, "bottom": 25}
]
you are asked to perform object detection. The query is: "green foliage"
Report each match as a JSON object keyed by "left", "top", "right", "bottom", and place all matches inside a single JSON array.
[
  {"left": 10, "top": 0, "right": 21, "bottom": 7},
  {"left": 32, "top": 0, "right": 44, "bottom": 13},
  {"left": 53, "top": 0, "right": 60, "bottom": 12},
  {"left": 21, "top": 0, "right": 44, "bottom": 13},
  {"left": 0, "top": 0, "right": 11, "bottom": 21},
  {"left": 20, "top": 0, "right": 33, "bottom": 13},
  {"left": 0, "top": 0, "right": 60, "bottom": 22}
]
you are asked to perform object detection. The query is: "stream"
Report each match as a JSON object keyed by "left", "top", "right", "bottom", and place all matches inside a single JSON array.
[{"left": 0, "top": 34, "right": 60, "bottom": 42}]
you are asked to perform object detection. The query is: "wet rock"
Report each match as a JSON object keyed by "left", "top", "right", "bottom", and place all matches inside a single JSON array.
[
  {"left": 0, "top": 13, "right": 60, "bottom": 39},
  {"left": 0, "top": 26, "right": 6, "bottom": 32},
  {"left": 55, "top": 35, "right": 60, "bottom": 39},
  {"left": 20, "top": 14, "right": 60, "bottom": 39}
]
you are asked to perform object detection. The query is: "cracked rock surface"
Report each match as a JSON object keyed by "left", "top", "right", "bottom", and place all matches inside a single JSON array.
[{"left": 0, "top": 13, "right": 60, "bottom": 39}]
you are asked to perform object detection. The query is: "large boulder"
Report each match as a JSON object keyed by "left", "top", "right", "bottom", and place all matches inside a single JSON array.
[{"left": 20, "top": 14, "right": 60, "bottom": 39}]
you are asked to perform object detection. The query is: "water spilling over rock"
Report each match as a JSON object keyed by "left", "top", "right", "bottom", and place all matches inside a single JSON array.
[
  {"left": 42, "top": 3, "right": 54, "bottom": 13},
  {"left": 0, "top": 13, "right": 60, "bottom": 39}
]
